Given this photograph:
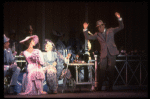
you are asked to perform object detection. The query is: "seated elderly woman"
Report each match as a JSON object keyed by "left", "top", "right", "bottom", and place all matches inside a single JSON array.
[{"left": 42, "top": 39, "right": 71, "bottom": 94}]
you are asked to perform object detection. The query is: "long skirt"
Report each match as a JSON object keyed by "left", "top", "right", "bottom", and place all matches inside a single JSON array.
[{"left": 19, "top": 69, "right": 45, "bottom": 95}]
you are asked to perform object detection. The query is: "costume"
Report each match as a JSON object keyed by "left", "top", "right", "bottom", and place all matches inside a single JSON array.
[
  {"left": 83, "top": 18, "right": 124, "bottom": 90},
  {"left": 43, "top": 51, "right": 58, "bottom": 93},
  {"left": 56, "top": 39, "right": 66, "bottom": 50},
  {"left": 53, "top": 30, "right": 67, "bottom": 80},
  {"left": 43, "top": 39, "right": 70, "bottom": 93},
  {"left": 55, "top": 39, "right": 67, "bottom": 80},
  {"left": 4, "top": 34, "right": 20, "bottom": 94},
  {"left": 20, "top": 49, "right": 45, "bottom": 95},
  {"left": 19, "top": 35, "right": 46, "bottom": 95}
]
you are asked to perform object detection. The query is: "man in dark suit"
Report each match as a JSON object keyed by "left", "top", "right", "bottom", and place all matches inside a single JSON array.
[{"left": 83, "top": 12, "right": 124, "bottom": 91}]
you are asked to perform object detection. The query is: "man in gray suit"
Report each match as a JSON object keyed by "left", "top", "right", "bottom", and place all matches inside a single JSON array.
[{"left": 83, "top": 12, "right": 124, "bottom": 91}]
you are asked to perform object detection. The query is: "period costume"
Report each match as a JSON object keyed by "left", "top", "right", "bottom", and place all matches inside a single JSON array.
[
  {"left": 42, "top": 39, "right": 59, "bottom": 93},
  {"left": 53, "top": 30, "right": 67, "bottom": 80},
  {"left": 43, "top": 50, "right": 58, "bottom": 93},
  {"left": 19, "top": 35, "right": 46, "bottom": 95},
  {"left": 43, "top": 39, "right": 70, "bottom": 94},
  {"left": 56, "top": 39, "right": 66, "bottom": 50},
  {"left": 4, "top": 34, "right": 21, "bottom": 95},
  {"left": 83, "top": 17, "right": 124, "bottom": 91}
]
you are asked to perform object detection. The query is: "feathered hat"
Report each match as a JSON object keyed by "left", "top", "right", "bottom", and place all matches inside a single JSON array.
[{"left": 19, "top": 35, "right": 39, "bottom": 45}]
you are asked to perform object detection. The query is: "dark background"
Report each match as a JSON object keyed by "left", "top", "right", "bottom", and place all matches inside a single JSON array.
[{"left": 3, "top": 1, "right": 148, "bottom": 54}]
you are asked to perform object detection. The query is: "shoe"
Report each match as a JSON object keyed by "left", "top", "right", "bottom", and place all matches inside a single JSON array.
[
  {"left": 8, "top": 86, "right": 18, "bottom": 95},
  {"left": 18, "top": 92, "right": 26, "bottom": 95},
  {"left": 41, "top": 91, "right": 47, "bottom": 95}
]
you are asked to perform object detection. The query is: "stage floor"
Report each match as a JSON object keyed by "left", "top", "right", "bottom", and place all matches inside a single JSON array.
[{"left": 4, "top": 88, "right": 148, "bottom": 98}]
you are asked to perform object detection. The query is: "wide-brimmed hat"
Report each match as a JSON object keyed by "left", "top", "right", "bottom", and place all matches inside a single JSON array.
[
  {"left": 19, "top": 35, "right": 39, "bottom": 45},
  {"left": 4, "top": 34, "right": 10, "bottom": 43},
  {"left": 96, "top": 20, "right": 106, "bottom": 27}
]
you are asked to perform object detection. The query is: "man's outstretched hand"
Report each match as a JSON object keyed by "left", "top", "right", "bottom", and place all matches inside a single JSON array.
[{"left": 115, "top": 12, "right": 121, "bottom": 19}]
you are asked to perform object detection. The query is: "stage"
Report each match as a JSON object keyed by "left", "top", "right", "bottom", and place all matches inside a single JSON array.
[
  {"left": 4, "top": 72, "right": 148, "bottom": 98},
  {"left": 4, "top": 87, "right": 148, "bottom": 98}
]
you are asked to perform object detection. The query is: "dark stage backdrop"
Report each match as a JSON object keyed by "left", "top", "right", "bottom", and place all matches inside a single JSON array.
[{"left": 3, "top": 2, "right": 148, "bottom": 53}]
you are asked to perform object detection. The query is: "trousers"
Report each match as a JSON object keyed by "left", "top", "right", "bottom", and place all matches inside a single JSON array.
[
  {"left": 4, "top": 64, "right": 20, "bottom": 86},
  {"left": 97, "top": 48, "right": 116, "bottom": 90}
]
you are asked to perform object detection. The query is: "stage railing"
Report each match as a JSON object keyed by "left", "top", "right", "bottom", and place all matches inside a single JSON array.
[{"left": 114, "top": 55, "right": 148, "bottom": 87}]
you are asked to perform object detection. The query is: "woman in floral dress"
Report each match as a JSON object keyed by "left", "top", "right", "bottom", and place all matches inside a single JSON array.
[{"left": 19, "top": 35, "right": 47, "bottom": 95}]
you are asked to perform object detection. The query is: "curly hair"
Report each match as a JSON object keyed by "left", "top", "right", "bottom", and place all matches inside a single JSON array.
[{"left": 44, "top": 39, "right": 56, "bottom": 51}]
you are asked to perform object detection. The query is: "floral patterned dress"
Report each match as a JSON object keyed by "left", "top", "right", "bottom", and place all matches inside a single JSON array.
[{"left": 19, "top": 49, "right": 45, "bottom": 95}]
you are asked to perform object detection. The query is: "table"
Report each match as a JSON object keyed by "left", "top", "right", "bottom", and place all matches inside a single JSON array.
[
  {"left": 15, "top": 55, "right": 26, "bottom": 71},
  {"left": 67, "top": 63, "right": 95, "bottom": 86}
]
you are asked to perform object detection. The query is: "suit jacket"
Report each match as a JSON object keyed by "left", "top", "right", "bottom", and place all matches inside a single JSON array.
[
  {"left": 83, "top": 19, "right": 124, "bottom": 58},
  {"left": 4, "top": 48, "right": 15, "bottom": 65}
]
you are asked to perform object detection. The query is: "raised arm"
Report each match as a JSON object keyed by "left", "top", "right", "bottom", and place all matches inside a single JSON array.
[
  {"left": 83, "top": 22, "right": 97, "bottom": 40},
  {"left": 113, "top": 12, "right": 124, "bottom": 34}
]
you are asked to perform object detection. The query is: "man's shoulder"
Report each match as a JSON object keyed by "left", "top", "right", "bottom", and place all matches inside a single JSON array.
[
  {"left": 7, "top": 48, "right": 13, "bottom": 53},
  {"left": 107, "top": 27, "right": 113, "bottom": 30},
  {"left": 106, "top": 28, "right": 114, "bottom": 32},
  {"left": 94, "top": 32, "right": 98, "bottom": 35}
]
